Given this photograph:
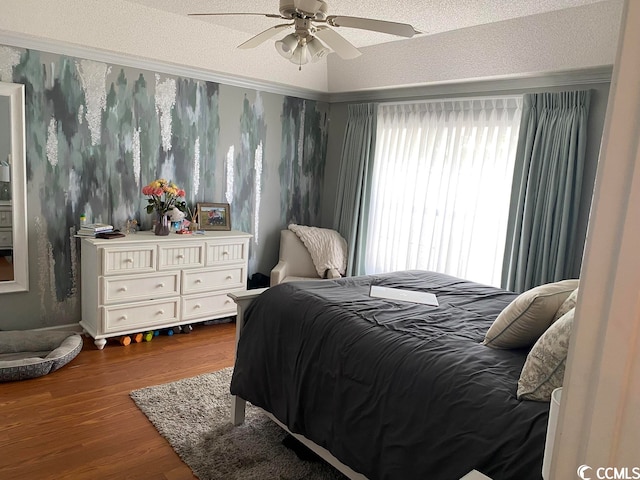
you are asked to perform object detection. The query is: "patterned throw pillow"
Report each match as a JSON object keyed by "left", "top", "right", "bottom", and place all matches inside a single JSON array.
[
  {"left": 517, "top": 308, "right": 574, "bottom": 401},
  {"left": 483, "top": 279, "right": 578, "bottom": 349},
  {"left": 552, "top": 287, "right": 579, "bottom": 323}
]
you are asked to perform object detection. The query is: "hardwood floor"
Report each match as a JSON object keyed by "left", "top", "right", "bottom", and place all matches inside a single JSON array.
[{"left": 0, "top": 322, "right": 237, "bottom": 480}]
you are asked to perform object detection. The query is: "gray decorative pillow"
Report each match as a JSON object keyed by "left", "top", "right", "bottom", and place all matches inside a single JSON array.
[
  {"left": 552, "top": 287, "right": 579, "bottom": 323},
  {"left": 517, "top": 308, "right": 574, "bottom": 401},
  {"left": 483, "top": 279, "right": 578, "bottom": 349}
]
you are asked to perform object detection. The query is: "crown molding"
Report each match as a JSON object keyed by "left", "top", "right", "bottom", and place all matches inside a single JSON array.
[
  {"left": 0, "top": 30, "right": 613, "bottom": 105},
  {"left": 0, "top": 30, "right": 331, "bottom": 102},
  {"left": 327, "top": 66, "right": 614, "bottom": 103}
]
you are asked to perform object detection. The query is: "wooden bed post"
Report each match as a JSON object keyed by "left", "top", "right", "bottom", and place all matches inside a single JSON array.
[{"left": 228, "top": 288, "right": 268, "bottom": 426}]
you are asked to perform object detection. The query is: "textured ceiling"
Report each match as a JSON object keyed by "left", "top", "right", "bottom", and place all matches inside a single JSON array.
[
  {"left": 1, "top": 0, "right": 618, "bottom": 96},
  {"left": 124, "top": 0, "right": 605, "bottom": 49}
]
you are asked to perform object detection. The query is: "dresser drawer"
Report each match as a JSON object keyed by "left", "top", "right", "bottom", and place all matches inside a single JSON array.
[
  {"left": 0, "top": 229, "right": 11, "bottom": 247},
  {"left": 102, "top": 245, "right": 156, "bottom": 275},
  {"left": 181, "top": 291, "right": 237, "bottom": 321},
  {"left": 206, "top": 240, "right": 247, "bottom": 265},
  {"left": 103, "top": 298, "right": 180, "bottom": 333},
  {"left": 102, "top": 272, "right": 180, "bottom": 304},
  {"left": 158, "top": 243, "right": 205, "bottom": 270},
  {"left": 182, "top": 266, "right": 245, "bottom": 295}
]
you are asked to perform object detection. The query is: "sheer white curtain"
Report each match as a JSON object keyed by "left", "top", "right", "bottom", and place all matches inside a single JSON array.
[{"left": 364, "top": 97, "right": 523, "bottom": 286}]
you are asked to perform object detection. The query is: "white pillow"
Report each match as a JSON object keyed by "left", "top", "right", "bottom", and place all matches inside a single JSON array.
[
  {"left": 483, "top": 279, "right": 578, "bottom": 349},
  {"left": 552, "top": 287, "right": 579, "bottom": 323},
  {"left": 517, "top": 308, "right": 574, "bottom": 401}
]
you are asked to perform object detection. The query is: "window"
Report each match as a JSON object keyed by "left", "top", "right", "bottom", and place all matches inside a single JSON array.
[{"left": 365, "top": 97, "right": 522, "bottom": 286}]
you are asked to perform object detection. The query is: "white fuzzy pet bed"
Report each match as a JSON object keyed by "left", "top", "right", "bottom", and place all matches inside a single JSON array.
[{"left": 0, "top": 330, "right": 83, "bottom": 382}]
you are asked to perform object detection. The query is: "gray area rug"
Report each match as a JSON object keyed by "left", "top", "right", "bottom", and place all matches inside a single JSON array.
[{"left": 130, "top": 367, "right": 345, "bottom": 480}]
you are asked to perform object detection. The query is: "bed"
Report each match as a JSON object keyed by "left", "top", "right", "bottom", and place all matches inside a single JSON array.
[{"left": 229, "top": 270, "right": 550, "bottom": 480}]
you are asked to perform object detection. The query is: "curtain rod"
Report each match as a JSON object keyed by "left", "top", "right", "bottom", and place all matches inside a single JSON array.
[{"left": 380, "top": 94, "right": 523, "bottom": 107}]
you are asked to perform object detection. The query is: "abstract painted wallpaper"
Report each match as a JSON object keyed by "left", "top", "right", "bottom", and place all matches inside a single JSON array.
[
  {"left": 0, "top": 44, "right": 328, "bottom": 329},
  {"left": 280, "top": 97, "right": 328, "bottom": 227}
]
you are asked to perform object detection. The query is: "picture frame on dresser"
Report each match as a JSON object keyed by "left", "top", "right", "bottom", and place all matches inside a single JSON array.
[{"left": 197, "top": 203, "right": 231, "bottom": 231}]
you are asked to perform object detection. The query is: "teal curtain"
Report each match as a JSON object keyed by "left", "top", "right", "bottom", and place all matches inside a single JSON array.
[
  {"left": 333, "top": 103, "right": 377, "bottom": 276},
  {"left": 502, "top": 90, "right": 591, "bottom": 292}
]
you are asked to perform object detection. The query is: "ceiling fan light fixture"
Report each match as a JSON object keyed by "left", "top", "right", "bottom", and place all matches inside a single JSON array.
[
  {"left": 290, "top": 43, "right": 310, "bottom": 66},
  {"left": 306, "top": 37, "right": 329, "bottom": 62},
  {"left": 190, "top": 1, "right": 420, "bottom": 65},
  {"left": 275, "top": 33, "right": 299, "bottom": 59}
]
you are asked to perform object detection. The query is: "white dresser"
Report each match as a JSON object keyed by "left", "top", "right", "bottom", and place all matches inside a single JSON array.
[
  {"left": 80, "top": 230, "right": 251, "bottom": 349},
  {"left": 0, "top": 201, "right": 12, "bottom": 250}
]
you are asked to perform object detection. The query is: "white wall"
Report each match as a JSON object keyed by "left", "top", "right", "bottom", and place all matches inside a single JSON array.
[{"left": 553, "top": 0, "right": 640, "bottom": 474}]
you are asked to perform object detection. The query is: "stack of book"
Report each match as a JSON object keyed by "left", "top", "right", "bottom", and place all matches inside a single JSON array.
[{"left": 76, "top": 223, "right": 114, "bottom": 237}]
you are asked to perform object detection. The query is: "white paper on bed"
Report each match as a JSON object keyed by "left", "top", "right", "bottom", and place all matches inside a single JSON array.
[
  {"left": 459, "top": 470, "right": 493, "bottom": 480},
  {"left": 369, "top": 285, "right": 439, "bottom": 306}
]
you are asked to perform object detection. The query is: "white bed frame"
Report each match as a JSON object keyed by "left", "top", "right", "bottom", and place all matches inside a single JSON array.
[{"left": 228, "top": 289, "right": 368, "bottom": 480}]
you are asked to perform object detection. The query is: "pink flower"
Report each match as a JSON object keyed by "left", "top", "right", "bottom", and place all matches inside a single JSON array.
[{"left": 142, "top": 178, "right": 187, "bottom": 216}]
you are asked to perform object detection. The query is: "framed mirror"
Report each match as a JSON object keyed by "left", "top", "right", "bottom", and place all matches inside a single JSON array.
[{"left": 0, "top": 82, "right": 28, "bottom": 293}]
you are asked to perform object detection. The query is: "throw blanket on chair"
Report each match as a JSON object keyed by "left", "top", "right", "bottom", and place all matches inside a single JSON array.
[{"left": 288, "top": 224, "right": 347, "bottom": 279}]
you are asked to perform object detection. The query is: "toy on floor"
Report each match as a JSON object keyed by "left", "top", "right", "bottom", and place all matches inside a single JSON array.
[{"left": 117, "top": 327, "right": 193, "bottom": 344}]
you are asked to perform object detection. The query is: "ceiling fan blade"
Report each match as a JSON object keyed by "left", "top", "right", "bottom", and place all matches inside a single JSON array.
[
  {"left": 188, "top": 13, "right": 284, "bottom": 19},
  {"left": 237, "top": 23, "right": 294, "bottom": 49},
  {"left": 326, "top": 16, "right": 420, "bottom": 38},
  {"left": 315, "top": 27, "right": 361, "bottom": 60}
]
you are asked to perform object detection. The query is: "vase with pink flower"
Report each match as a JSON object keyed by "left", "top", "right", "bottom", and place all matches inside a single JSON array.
[{"left": 142, "top": 179, "right": 187, "bottom": 236}]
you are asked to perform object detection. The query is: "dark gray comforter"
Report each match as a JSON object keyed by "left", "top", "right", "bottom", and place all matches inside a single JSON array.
[{"left": 230, "top": 271, "right": 548, "bottom": 480}]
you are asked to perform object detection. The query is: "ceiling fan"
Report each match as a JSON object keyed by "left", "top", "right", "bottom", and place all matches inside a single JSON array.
[{"left": 189, "top": 0, "right": 421, "bottom": 69}]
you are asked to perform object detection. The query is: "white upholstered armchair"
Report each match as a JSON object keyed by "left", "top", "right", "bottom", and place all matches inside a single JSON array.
[{"left": 270, "top": 227, "right": 347, "bottom": 286}]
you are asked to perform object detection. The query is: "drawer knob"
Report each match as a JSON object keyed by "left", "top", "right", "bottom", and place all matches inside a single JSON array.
[
  {"left": 120, "top": 315, "right": 128, "bottom": 321},
  {"left": 225, "top": 299, "right": 231, "bottom": 304},
  {"left": 157, "top": 282, "right": 165, "bottom": 288},
  {"left": 125, "top": 258, "right": 134, "bottom": 263},
  {"left": 177, "top": 254, "right": 185, "bottom": 259},
  {"left": 222, "top": 251, "right": 229, "bottom": 256},
  {"left": 225, "top": 275, "right": 233, "bottom": 280},
  {"left": 119, "top": 286, "right": 128, "bottom": 292},
  {"left": 194, "top": 304, "right": 201, "bottom": 309},
  {"left": 157, "top": 309, "right": 165, "bottom": 315},
  {"left": 195, "top": 279, "right": 202, "bottom": 284}
]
